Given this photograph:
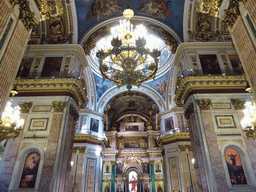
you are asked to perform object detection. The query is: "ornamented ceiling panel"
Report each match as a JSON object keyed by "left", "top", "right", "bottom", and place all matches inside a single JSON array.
[{"left": 75, "top": 0, "right": 185, "bottom": 41}]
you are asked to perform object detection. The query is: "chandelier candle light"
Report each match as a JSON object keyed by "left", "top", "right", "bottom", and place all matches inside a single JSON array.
[
  {"left": 96, "top": 7, "right": 161, "bottom": 90},
  {"left": 0, "top": 90, "right": 24, "bottom": 142},
  {"left": 241, "top": 88, "right": 256, "bottom": 139}
]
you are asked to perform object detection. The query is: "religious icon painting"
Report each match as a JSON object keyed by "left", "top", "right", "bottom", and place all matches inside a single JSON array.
[
  {"left": 90, "top": 118, "right": 99, "bottom": 132},
  {"left": 41, "top": 57, "right": 63, "bottom": 77},
  {"left": 225, "top": 148, "right": 247, "bottom": 185},
  {"left": 164, "top": 116, "right": 174, "bottom": 131},
  {"left": 19, "top": 152, "right": 40, "bottom": 188}
]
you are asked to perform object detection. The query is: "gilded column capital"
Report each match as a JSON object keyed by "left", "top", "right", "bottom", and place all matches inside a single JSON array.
[
  {"left": 150, "top": 160, "right": 155, "bottom": 165},
  {"left": 72, "top": 146, "right": 86, "bottom": 153},
  {"left": 178, "top": 145, "right": 192, "bottom": 151},
  {"left": 184, "top": 103, "right": 194, "bottom": 120},
  {"left": 111, "top": 161, "right": 116, "bottom": 165},
  {"left": 196, "top": 99, "right": 211, "bottom": 110},
  {"left": 52, "top": 101, "right": 67, "bottom": 112},
  {"left": 230, "top": 98, "right": 245, "bottom": 110},
  {"left": 69, "top": 105, "right": 79, "bottom": 121},
  {"left": 18, "top": 102, "right": 33, "bottom": 113}
]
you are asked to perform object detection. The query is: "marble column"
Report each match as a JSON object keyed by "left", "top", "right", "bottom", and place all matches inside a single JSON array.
[
  {"left": 111, "top": 161, "right": 116, "bottom": 192},
  {"left": 150, "top": 160, "right": 156, "bottom": 192}
]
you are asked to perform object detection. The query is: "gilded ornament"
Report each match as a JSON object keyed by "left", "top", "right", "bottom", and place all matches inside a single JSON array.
[
  {"left": 18, "top": 0, "right": 39, "bottom": 31},
  {"left": 52, "top": 101, "right": 67, "bottom": 112},
  {"left": 188, "top": 12, "right": 221, "bottom": 42},
  {"left": 222, "top": 0, "right": 241, "bottom": 28},
  {"left": 150, "top": 160, "right": 155, "bottom": 165},
  {"left": 230, "top": 98, "right": 245, "bottom": 110},
  {"left": 18, "top": 102, "right": 33, "bottom": 113},
  {"left": 43, "top": 16, "right": 73, "bottom": 44},
  {"left": 184, "top": 103, "right": 194, "bottom": 120},
  {"left": 196, "top": 99, "right": 211, "bottom": 110},
  {"left": 140, "top": 137, "right": 148, "bottom": 149},
  {"left": 69, "top": 105, "right": 79, "bottom": 121}
]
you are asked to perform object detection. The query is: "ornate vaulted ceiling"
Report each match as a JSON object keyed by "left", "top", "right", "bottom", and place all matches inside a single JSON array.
[{"left": 105, "top": 91, "right": 159, "bottom": 130}]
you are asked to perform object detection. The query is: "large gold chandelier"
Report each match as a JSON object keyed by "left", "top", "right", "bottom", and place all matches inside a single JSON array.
[
  {"left": 0, "top": 90, "right": 24, "bottom": 142},
  {"left": 96, "top": 8, "right": 161, "bottom": 90},
  {"left": 241, "top": 88, "right": 256, "bottom": 139}
]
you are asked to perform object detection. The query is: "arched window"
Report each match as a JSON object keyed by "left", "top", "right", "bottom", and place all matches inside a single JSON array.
[
  {"left": 225, "top": 148, "right": 247, "bottom": 185},
  {"left": 19, "top": 152, "right": 41, "bottom": 188},
  {"left": 128, "top": 171, "right": 138, "bottom": 192}
]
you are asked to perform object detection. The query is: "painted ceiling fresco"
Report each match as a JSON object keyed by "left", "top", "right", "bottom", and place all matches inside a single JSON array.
[
  {"left": 105, "top": 91, "right": 159, "bottom": 128},
  {"left": 75, "top": 0, "right": 185, "bottom": 41},
  {"left": 144, "top": 71, "right": 169, "bottom": 101}
]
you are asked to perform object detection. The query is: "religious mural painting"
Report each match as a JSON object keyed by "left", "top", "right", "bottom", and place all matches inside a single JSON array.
[
  {"left": 93, "top": 73, "right": 115, "bottom": 101},
  {"left": 225, "top": 148, "right": 247, "bottom": 185},
  {"left": 144, "top": 183, "right": 150, "bottom": 192},
  {"left": 90, "top": 118, "right": 99, "bottom": 132},
  {"left": 124, "top": 141, "right": 140, "bottom": 148},
  {"left": 199, "top": 55, "right": 221, "bottom": 75},
  {"left": 125, "top": 125, "right": 139, "bottom": 131},
  {"left": 155, "top": 163, "right": 161, "bottom": 172},
  {"left": 129, "top": 171, "right": 138, "bottom": 192},
  {"left": 41, "top": 57, "right": 63, "bottom": 77},
  {"left": 164, "top": 116, "right": 174, "bottom": 131},
  {"left": 116, "top": 162, "right": 123, "bottom": 174},
  {"left": 145, "top": 72, "right": 169, "bottom": 101},
  {"left": 142, "top": 162, "right": 150, "bottom": 174},
  {"left": 19, "top": 152, "right": 40, "bottom": 188},
  {"left": 18, "top": 58, "right": 34, "bottom": 78}
]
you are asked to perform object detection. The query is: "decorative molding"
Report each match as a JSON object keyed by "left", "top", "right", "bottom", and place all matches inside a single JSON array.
[
  {"left": 16, "top": 78, "right": 88, "bottom": 107},
  {"left": 184, "top": 103, "right": 194, "bottom": 120},
  {"left": 196, "top": 99, "right": 211, "bottom": 110},
  {"left": 18, "top": 102, "right": 33, "bottom": 113},
  {"left": 74, "top": 134, "right": 107, "bottom": 146},
  {"left": 230, "top": 98, "right": 245, "bottom": 110},
  {"left": 174, "top": 75, "right": 247, "bottom": 106},
  {"left": 52, "top": 101, "right": 66, "bottom": 112},
  {"left": 69, "top": 105, "right": 79, "bottom": 121},
  {"left": 157, "top": 132, "right": 190, "bottom": 146}
]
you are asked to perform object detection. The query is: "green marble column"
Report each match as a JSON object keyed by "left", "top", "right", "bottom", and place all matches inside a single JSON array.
[
  {"left": 101, "top": 164, "right": 104, "bottom": 192},
  {"left": 150, "top": 161, "right": 156, "bottom": 192},
  {"left": 162, "top": 163, "right": 166, "bottom": 192},
  {"left": 111, "top": 162, "right": 115, "bottom": 192}
]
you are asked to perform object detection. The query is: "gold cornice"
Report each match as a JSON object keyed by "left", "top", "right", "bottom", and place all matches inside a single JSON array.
[
  {"left": 16, "top": 78, "right": 88, "bottom": 107},
  {"left": 74, "top": 134, "right": 107, "bottom": 146},
  {"left": 157, "top": 132, "right": 190, "bottom": 146},
  {"left": 174, "top": 75, "right": 247, "bottom": 106}
]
